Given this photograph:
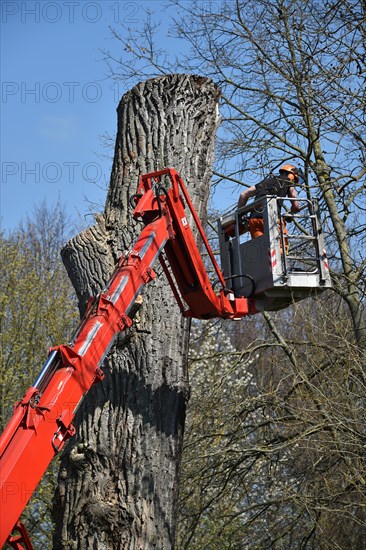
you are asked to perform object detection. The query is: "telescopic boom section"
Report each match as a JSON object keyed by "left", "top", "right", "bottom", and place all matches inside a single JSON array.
[{"left": 0, "top": 168, "right": 255, "bottom": 549}]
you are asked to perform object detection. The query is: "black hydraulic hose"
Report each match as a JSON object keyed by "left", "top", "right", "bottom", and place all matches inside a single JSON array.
[
  {"left": 129, "top": 193, "right": 143, "bottom": 209},
  {"left": 213, "top": 273, "right": 256, "bottom": 298}
]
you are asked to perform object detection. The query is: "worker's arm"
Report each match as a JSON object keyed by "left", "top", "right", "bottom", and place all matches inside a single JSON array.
[
  {"left": 288, "top": 186, "right": 300, "bottom": 213},
  {"left": 238, "top": 185, "right": 256, "bottom": 208}
]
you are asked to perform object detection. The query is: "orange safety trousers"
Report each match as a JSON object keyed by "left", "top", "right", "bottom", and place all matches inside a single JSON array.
[{"left": 248, "top": 218, "right": 289, "bottom": 253}]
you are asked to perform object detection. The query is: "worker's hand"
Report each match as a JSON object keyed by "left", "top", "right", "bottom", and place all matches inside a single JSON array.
[{"left": 283, "top": 213, "right": 294, "bottom": 222}]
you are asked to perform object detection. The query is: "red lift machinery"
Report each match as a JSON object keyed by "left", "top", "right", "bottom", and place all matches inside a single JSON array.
[{"left": 0, "top": 168, "right": 331, "bottom": 549}]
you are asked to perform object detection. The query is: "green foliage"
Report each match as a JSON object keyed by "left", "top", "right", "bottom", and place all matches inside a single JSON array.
[{"left": 1, "top": 202, "right": 78, "bottom": 548}]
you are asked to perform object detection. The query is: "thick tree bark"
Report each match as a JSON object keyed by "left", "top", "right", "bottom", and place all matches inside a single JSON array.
[{"left": 53, "top": 75, "right": 220, "bottom": 549}]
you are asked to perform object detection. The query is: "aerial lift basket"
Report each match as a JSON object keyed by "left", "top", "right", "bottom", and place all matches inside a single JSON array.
[{"left": 218, "top": 195, "right": 332, "bottom": 311}]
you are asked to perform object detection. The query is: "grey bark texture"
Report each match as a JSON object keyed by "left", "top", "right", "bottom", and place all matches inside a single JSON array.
[{"left": 53, "top": 75, "right": 220, "bottom": 549}]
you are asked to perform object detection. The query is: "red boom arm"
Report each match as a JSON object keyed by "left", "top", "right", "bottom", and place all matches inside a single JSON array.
[{"left": 0, "top": 169, "right": 256, "bottom": 548}]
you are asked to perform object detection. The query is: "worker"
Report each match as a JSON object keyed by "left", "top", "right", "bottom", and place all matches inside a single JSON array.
[{"left": 237, "top": 164, "right": 301, "bottom": 252}]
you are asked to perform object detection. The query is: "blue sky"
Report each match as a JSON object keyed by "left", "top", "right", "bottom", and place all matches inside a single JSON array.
[{"left": 1, "top": 1, "right": 186, "bottom": 232}]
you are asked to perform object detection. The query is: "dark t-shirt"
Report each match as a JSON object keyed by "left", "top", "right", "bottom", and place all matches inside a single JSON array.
[{"left": 251, "top": 175, "right": 292, "bottom": 218}]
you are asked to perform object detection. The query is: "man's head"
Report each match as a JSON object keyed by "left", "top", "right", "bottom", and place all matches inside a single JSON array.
[{"left": 279, "top": 164, "right": 299, "bottom": 183}]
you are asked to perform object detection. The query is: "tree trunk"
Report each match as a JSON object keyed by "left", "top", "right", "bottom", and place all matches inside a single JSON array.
[{"left": 53, "top": 75, "right": 220, "bottom": 549}]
